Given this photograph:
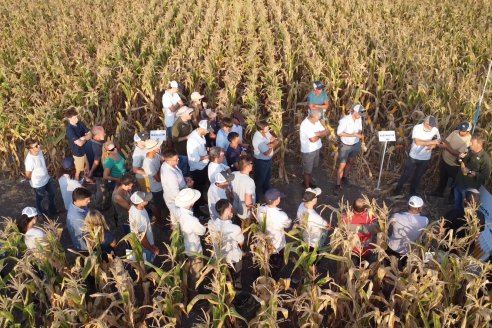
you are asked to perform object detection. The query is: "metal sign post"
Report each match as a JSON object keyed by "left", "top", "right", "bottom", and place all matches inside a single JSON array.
[{"left": 376, "top": 131, "right": 396, "bottom": 190}]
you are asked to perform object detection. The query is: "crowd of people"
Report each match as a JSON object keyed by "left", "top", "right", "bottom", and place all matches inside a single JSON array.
[{"left": 18, "top": 80, "right": 492, "bottom": 287}]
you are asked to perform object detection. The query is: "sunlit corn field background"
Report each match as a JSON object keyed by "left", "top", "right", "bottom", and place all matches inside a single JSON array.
[{"left": 1, "top": 0, "right": 492, "bottom": 326}]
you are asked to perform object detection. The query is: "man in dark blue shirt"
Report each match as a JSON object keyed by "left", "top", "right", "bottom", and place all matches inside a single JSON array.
[
  {"left": 65, "top": 108, "right": 92, "bottom": 181},
  {"left": 87, "top": 126, "right": 107, "bottom": 209}
]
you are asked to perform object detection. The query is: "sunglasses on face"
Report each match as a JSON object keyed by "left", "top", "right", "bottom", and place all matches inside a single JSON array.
[
  {"left": 30, "top": 144, "right": 41, "bottom": 149},
  {"left": 106, "top": 146, "right": 116, "bottom": 152}
]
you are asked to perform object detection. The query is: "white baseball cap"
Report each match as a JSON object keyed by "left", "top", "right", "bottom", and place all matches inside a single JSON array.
[
  {"left": 198, "top": 120, "right": 214, "bottom": 133},
  {"left": 352, "top": 104, "right": 367, "bottom": 116},
  {"left": 130, "top": 191, "right": 153, "bottom": 205},
  {"left": 175, "top": 188, "right": 201, "bottom": 208},
  {"left": 176, "top": 106, "right": 194, "bottom": 117},
  {"left": 169, "top": 80, "right": 179, "bottom": 89},
  {"left": 190, "top": 91, "right": 204, "bottom": 102},
  {"left": 408, "top": 196, "right": 424, "bottom": 208},
  {"left": 22, "top": 207, "right": 38, "bottom": 218}
]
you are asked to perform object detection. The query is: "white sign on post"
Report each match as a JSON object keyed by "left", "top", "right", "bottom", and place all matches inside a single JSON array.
[
  {"left": 150, "top": 130, "right": 166, "bottom": 142},
  {"left": 376, "top": 130, "right": 396, "bottom": 190}
]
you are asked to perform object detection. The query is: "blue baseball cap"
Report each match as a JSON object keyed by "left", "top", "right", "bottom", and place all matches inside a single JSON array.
[
  {"left": 264, "top": 188, "right": 286, "bottom": 202},
  {"left": 313, "top": 81, "right": 325, "bottom": 90},
  {"left": 62, "top": 157, "right": 75, "bottom": 170}
]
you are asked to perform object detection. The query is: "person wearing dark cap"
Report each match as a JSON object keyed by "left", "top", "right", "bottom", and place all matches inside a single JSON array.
[
  {"left": 334, "top": 104, "right": 366, "bottom": 195},
  {"left": 57, "top": 157, "right": 82, "bottom": 211},
  {"left": 454, "top": 133, "right": 491, "bottom": 210},
  {"left": 132, "top": 131, "right": 151, "bottom": 191},
  {"left": 172, "top": 106, "right": 194, "bottom": 177},
  {"left": 257, "top": 188, "right": 292, "bottom": 279},
  {"left": 297, "top": 188, "right": 330, "bottom": 248},
  {"left": 307, "top": 81, "right": 330, "bottom": 121},
  {"left": 393, "top": 116, "right": 441, "bottom": 196},
  {"left": 431, "top": 122, "right": 472, "bottom": 198},
  {"left": 208, "top": 171, "right": 235, "bottom": 220}
]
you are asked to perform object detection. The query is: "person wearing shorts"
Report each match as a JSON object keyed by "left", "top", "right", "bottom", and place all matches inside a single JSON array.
[
  {"left": 299, "top": 111, "right": 327, "bottom": 188},
  {"left": 334, "top": 104, "right": 366, "bottom": 195},
  {"left": 65, "top": 107, "right": 92, "bottom": 181}
]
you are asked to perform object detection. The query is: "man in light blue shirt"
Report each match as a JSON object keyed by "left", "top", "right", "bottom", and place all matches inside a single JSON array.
[
  {"left": 67, "top": 187, "right": 92, "bottom": 250},
  {"left": 307, "top": 81, "right": 330, "bottom": 121},
  {"left": 216, "top": 117, "right": 233, "bottom": 151}
]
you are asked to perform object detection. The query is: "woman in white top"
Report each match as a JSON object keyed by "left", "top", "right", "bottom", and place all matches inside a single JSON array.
[
  {"left": 16, "top": 207, "right": 47, "bottom": 250},
  {"left": 57, "top": 157, "right": 82, "bottom": 211}
]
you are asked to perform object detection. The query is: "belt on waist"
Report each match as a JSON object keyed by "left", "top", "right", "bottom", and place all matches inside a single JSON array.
[
  {"left": 254, "top": 158, "right": 272, "bottom": 161},
  {"left": 341, "top": 142, "right": 358, "bottom": 147}
]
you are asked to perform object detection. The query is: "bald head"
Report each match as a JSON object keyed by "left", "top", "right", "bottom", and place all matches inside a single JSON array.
[{"left": 92, "top": 126, "right": 105, "bottom": 140}]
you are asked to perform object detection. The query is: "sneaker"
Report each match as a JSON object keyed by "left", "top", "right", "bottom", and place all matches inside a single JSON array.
[{"left": 333, "top": 185, "right": 342, "bottom": 196}]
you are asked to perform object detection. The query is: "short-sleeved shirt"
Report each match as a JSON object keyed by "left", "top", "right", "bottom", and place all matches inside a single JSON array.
[
  {"left": 208, "top": 162, "right": 229, "bottom": 183},
  {"left": 297, "top": 203, "right": 327, "bottom": 247},
  {"left": 257, "top": 206, "right": 291, "bottom": 253},
  {"left": 143, "top": 155, "right": 163, "bottom": 193},
  {"left": 177, "top": 207, "right": 206, "bottom": 256},
  {"left": 216, "top": 129, "right": 230, "bottom": 151},
  {"left": 67, "top": 204, "right": 89, "bottom": 250},
  {"left": 337, "top": 114, "right": 363, "bottom": 146},
  {"left": 129, "top": 205, "right": 154, "bottom": 246},
  {"left": 226, "top": 145, "right": 242, "bottom": 169},
  {"left": 253, "top": 131, "right": 273, "bottom": 160},
  {"left": 231, "top": 171, "right": 256, "bottom": 219},
  {"left": 300, "top": 118, "right": 324, "bottom": 153},
  {"left": 160, "top": 162, "right": 186, "bottom": 217},
  {"left": 25, "top": 152, "right": 50, "bottom": 188},
  {"left": 442, "top": 130, "right": 471, "bottom": 166},
  {"left": 112, "top": 188, "right": 131, "bottom": 225},
  {"left": 307, "top": 90, "right": 329, "bottom": 107},
  {"left": 25, "top": 227, "right": 47, "bottom": 250},
  {"left": 103, "top": 155, "right": 126, "bottom": 179},
  {"left": 342, "top": 210, "right": 377, "bottom": 255},
  {"left": 162, "top": 91, "right": 182, "bottom": 128},
  {"left": 409, "top": 123, "right": 440, "bottom": 161},
  {"left": 66, "top": 122, "right": 89, "bottom": 157},
  {"left": 208, "top": 184, "right": 229, "bottom": 220},
  {"left": 132, "top": 146, "right": 148, "bottom": 180},
  {"left": 231, "top": 124, "right": 243, "bottom": 143},
  {"left": 172, "top": 117, "right": 193, "bottom": 156},
  {"left": 58, "top": 174, "right": 82, "bottom": 211},
  {"left": 387, "top": 212, "right": 428, "bottom": 255},
  {"left": 187, "top": 130, "right": 209, "bottom": 171},
  {"left": 208, "top": 218, "right": 244, "bottom": 264},
  {"left": 87, "top": 140, "right": 104, "bottom": 177}
]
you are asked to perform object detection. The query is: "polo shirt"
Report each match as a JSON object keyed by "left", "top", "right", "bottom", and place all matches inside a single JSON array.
[
  {"left": 257, "top": 205, "right": 291, "bottom": 253},
  {"left": 216, "top": 129, "right": 230, "bottom": 151},
  {"left": 442, "top": 130, "right": 471, "bottom": 166},
  {"left": 143, "top": 155, "right": 163, "bottom": 193},
  {"left": 25, "top": 152, "right": 50, "bottom": 188},
  {"left": 67, "top": 203, "right": 89, "bottom": 250},
  {"left": 66, "top": 121, "right": 89, "bottom": 156},
  {"left": 129, "top": 205, "right": 154, "bottom": 246},
  {"left": 177, "top": 207, "right": 206, "bottom": 256},
  {"left": 24, "top": 227, "right": 47, "bottom": 250},
  {"left": 297, "top": 203, "right": 327, "bottom": 247},
  {"left": 387, "top": 212, "right": 428, "bottom": 255},
  {"left": 337, "top": 114, "right": 362, "bottom": 146},
  {"left": 58, "top": 174, "right": 82, "bottom": 211},
  {"left": 208, "top": 183, "right": 229, "bottom": 220},
  {"left": 160, "top": 162, "right": 186, "bottom": 216},
  {"left": 300, "top": 117, "right": 324, "bottom": 153},
  {"left": 231, "top": 171, "right": 256, "bottom": 219},
  {"left": 162, "top": 91, "right": 182, "bottom": 128},
  {"left": 226, "top": 145, "right": 242, "bottom": 169},
  {"left": 409, "top": 123, "right": 440, "bottom": 161},
  {"left": 187, "top": 130, "right": 209, "bottom": 171},
  {"left": 103, "top": 155, "right": 126, "bottom": 179},
  {"left": 253, "top": 131, "right": 273, "bottom": 160},
  {"left": 172, "top": 117, "right": 193, "bottom": 156},
  {"left": 88, "top": 139, "right": 104, "bottom": 177},
  {"left": 208, "top": 218, "right": 244, "bottom": 264},
  {"left": 307, "top": 90, "right": 329, "bottom": 106},
  {"left": 132, "top": 146, "right": 148, "bottom": 180},
  {"left": 455, "top": 149, "right": 491, "bottom": 189}
]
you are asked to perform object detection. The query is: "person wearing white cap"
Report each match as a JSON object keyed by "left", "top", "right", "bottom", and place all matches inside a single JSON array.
[
  {"left": 24, "top": 138, "right": 58, "bottom": 217},
  {"left": 431, "top": 122, "right": 472, "bottom": 199},
  {"left": 257, "top": 188, "right": 291, "bottom": 279},
  {"left": 17, "top": 207, "right": 47, "bottom": 250},
  {"left": 334, "top": 104, "right": 366, "bottom": 195},
  {"left": 57, "top": 157, "right": 82, "bottom": 211},
  {"left": 208, "top": 171, "right": 235, "bottom": 220},
  {"left": 187, "top": 120, "right": 213, "bottom": 198},
  {"left": 207, "top": 147, "right": 229, "bottom": 183},
  {"left": 387, "top": 196, "right": 429, "bottom": 263},
  {"left": 393, "top": 115, "right": 441, "bottom": 196},
  {"left": 307, "top": 81, "right": 330, "bottom": 121},
  {"left": 132, "top": 131, "right": 151, "bottom": 191},
  {"left": 296, "top": 188, "right": 330, "bottom": 248},
  {"left": 129, "top": 191, "right": 159, "bottom": 262},
  {"left": 189, "top": 91, "right": 205, "bottom": 126},
  {"left": 162, "top": 80, "right": 184, "bottom": 147},
  {"left": 142, "top": 139, "right": 165, "bottom": 222},
  {"left": 160, "top": 149, "right": 194, "bottom": 221},
  {"left": 300, "top": 110, "right": 328, "bottom": 188},
  {"left": 172, "top": 106, "right": 194, "bottom": 177},
  {"left": 175, "top": 188, "right": 206, "bottom": 283}
]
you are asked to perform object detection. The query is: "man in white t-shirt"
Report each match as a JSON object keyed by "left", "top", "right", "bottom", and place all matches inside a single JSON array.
[
  {"left": 394, "top": 116, "right": 441, "bottom": 195},
  {"left": 24, "top": 139, "right": 57, "bottom": 217},
  {"left": 252, "top": 120, "right": 280, "bottom": 199},
  {"left": 208, "top": 171, "right": 235, "bottom": 220},
  {"left": 187, "top": 120, "right": 213, "bottom": 201},
  {"left": 256, "top": 188, "right": 292, "bottom": 279},
  {"left": 296, "top": 188, "right": 330, "bottom": 248},
  {"left": 300, "top": 111, "right": 328, "bottom": 188},
  {"left": 208, "top": 147, "right": 229, "bottom": 183},
  {"left": 162, "top": 80, "right": 184, "bottom": 147},
  {"left": 231, "top": 156, "right": 256, "bottom": 225},
  {"left": 129, "top": 191, "right": 159, "bottom": 262},
  {"left": 334, "top": 104, "right": 365, "bottom": 195},
  {"left": 387, "top": 196, "right": 429, "bottom": 266}
]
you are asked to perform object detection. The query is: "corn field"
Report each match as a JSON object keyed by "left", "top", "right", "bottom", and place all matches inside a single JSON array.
[{"left": 1, "top": 0, "right": 491, "bottom": 179}]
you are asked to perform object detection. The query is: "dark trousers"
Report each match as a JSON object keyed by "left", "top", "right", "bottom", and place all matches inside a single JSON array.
[
  {"left": 33, "top": 178, "right": 57, "bottom": 216},
  {"left": 395, "top": 157, "right": 430, "bottom": 194},
  {"left": 254, "top": 158, "right": 272, "bottom": 200},
  {"left": 435, "top": 159, "right": 459, "bottom": 195},
  {"left": 191, "top": 166, "right": 209, "bottom": 206},
  {"left": 178, "top": 155, "right": 190, "bottom": 178}
]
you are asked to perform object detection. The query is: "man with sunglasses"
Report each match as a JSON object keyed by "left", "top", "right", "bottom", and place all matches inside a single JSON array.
[{"left": 24, "top": 139, "right": 58, "bottom": 217}]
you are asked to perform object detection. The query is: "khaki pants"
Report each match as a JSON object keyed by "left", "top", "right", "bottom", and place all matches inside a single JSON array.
[
  {"left": 189, "top": 256, "right": 204, "bottom": 289},
  {"left": 73, "top": 155, "right": 87, "bottom": 172},
  {"left": 136, "top": 177, "right": 150, "bottom": 192}
]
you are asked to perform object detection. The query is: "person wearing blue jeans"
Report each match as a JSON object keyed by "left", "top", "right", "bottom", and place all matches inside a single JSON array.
[
  {"left": 24, "top": 139, "right": 58, "bottom": 217},
  {"left": 253, "top": 158, "right": 272, "bottom": 198}
]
